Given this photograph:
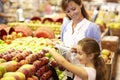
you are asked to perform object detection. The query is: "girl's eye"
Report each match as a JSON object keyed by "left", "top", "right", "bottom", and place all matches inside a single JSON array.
[
  {"left": 77, "top": 52, "right": 81, "bottom": 55},
  {"left": 65, "top": 10, "right": 70, "bottom": 13}
]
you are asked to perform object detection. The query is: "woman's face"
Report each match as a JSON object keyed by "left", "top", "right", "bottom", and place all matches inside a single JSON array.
[
  {"left": 65, "top": 1, "right": 82, "bottom": 21},
  {"left": 76, "top": 45, "right": 89, "bottom": 65}
]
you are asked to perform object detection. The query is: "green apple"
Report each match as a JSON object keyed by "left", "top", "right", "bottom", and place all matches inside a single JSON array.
[
  {"left": 14, "top": 72, "right": 26, "bottom": 80},
  {"left": 45, "top": 53, "right": 51, "bottom": 58},
  {"left": 1, "top": 76, "right": 16, "bottom": 80},
  {"left": 0, "top": 66, "right": 6, "bottom": 78},
  {"left": 3, "top": 72, "right": 15, "bottom": 77}
]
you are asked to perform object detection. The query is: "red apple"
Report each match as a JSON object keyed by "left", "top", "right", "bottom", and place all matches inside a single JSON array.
[{"left": 50, "top": 60, "right": 58, "bottom": 68}]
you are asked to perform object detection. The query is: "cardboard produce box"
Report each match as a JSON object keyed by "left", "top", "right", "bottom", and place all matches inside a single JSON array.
[
  {"left": 106, "top": 52, "right": 115, "bottom": 80},
  {"left": 101, "top": 36, "right": 119, "bottom": 52},
  {"left": 110, "top": 28, "right": 120, "bottom": 39},
  {"left": 101, "top": 49, "right": 115, "bottom": 80}
]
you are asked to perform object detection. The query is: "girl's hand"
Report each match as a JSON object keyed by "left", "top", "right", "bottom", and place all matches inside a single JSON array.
[
  {"left": 71, "top": 47, "right": 77, "bottom": 53},
  {"left": 42, "top": 47, "right": 57, "bottom": 54}
]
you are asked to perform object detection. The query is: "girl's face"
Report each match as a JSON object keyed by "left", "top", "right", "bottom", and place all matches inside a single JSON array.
[
  {"left": 65, "top": 1, "right": 82, "bottom": 21},
  {"left": 76, "top": 45, "right": 89, "bottom": 65}
]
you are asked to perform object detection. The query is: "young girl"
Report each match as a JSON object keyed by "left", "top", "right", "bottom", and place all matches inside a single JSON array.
[{"left": 45, "top": 38, "right": 107, "bottom": 80}]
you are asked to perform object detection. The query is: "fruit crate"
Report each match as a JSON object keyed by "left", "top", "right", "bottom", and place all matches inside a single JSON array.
[
  {"left": 101, "top": 36, "right": 119, "bottom": 52},
  {"left": 110, "top": 28, "right": 120, "bottom": 39},
  {"left": 101, "top": 28, "right": 109, "bottom": 38},
  {"left": 106, "top": 52, "right": 115, "bottom": 80}
]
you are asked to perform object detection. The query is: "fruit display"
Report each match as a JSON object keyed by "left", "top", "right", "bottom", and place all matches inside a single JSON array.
[
  {"left": 14, "top": 26, "right": 33, "bottom": 37},
  {"left": 7, "top": 20, "right": 62, "bottom": 35},
  {"left": 101, "top": 49, "right": 114, "bottom": 63},
  {"left": 0, "top": 26, "right": 15, "bottom": 40},
  {"left": 2, "top": 31, "right": 23, "bottom": 44},
  {"left": 0, "top": 49, "right": 65, "bottom": 80},
  {"left": 106, "top": 22, "right": 120, "bottom": 38},
  {"left": 0, "top": 37, "right": 65, "bottom": 80},
  {"left": 101, "top": 49, "right": 115, "bottom": 80},
  {"left": 34, "top": 26, "right": 55, "bottom": 39}
]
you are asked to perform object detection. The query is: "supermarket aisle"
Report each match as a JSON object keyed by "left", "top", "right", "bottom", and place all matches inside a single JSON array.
[{"left": 115, "top": 53, "right": 120, "bottom": 80}]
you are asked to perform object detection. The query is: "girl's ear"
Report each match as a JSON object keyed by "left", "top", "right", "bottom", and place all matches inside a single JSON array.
[{"left": 88, "top": 53, "right": 94, "bottom": 60}]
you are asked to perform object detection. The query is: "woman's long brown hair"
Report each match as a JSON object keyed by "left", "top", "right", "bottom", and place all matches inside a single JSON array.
[
  {"left": 61, "top": 0, "right": 89, "bottom": 20},
  {"left": 78, "top": 38, "right": 108, "bottom": 80}
]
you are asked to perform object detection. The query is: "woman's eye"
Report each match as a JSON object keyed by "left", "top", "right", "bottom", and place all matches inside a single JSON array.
[{"left": 71, "top": 7, "right": 76, "bottom": 11}]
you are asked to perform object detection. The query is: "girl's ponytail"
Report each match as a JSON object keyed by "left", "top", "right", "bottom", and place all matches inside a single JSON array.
[{"left": 94, "top": 56, "right": 108, "bottom": 80}]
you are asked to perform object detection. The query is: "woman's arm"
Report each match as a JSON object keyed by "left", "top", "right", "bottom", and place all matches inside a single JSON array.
[{"left": 60, "top": 17, "right": 70, "bottom": 41}]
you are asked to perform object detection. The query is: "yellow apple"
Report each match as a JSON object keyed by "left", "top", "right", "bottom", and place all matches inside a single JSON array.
[
  {"left": 101, "top": 55, "right": 108, "bottom": 62},
  {"left": 101, "top": 49, "right": 110, "bottom": 56},
  {"left": 17, "top": 32, "right": 23, "bottom": 38}
]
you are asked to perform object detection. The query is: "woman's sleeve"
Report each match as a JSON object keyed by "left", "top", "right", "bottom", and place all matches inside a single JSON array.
[
  {"left": 85, "top": 23, "right": 101, "bottom": 45},
  {"left": 60, "top": 17, "right": 70, "bottom": 41}
]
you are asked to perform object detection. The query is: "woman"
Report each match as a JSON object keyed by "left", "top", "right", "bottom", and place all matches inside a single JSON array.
[
  {"left": 61, "top": 0, "right": 101, "bottom": 47},
  {"left": 60, "top": 0, "right": 101, "bottom": 79},
  {"left": 44, "top": 38, "right": 107, "bottom": 80}
]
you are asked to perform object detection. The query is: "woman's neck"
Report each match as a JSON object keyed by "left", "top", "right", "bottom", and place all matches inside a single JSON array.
[
  {"left": 72, "top": 17, "right": 84, "bottom": 28},
  {"left": 72, "top": 17, "right": 84, "bottom": 34}
]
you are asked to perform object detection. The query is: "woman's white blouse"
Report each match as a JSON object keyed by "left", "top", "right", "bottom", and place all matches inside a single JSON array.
[{"left": 63, "top": 18, "right": 91, "bottom": 47}]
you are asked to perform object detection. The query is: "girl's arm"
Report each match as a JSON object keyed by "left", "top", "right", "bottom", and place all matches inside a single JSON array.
[{"left": 46, "top": 47, "right": 88, "bottom": 80}]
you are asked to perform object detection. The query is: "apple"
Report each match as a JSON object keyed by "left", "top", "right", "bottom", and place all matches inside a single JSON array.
[
  {"left": 17, "top": 68, "right": 30, "bottom": 78},
  {"left": 2, "top": 54, "right": 12, "bottom": 61},
  {"left": 27, "top": 75, "right": 39, "bottom": 80},
  {"left": 17, "top": 64, "right": 36, "bottom": 77},
  {"left": 6, "top": 35, "right": 13, "bottom": 40},
  {"left": 50, "top": 60, "right": 58, "bottom": 68},
  {"left": 40, "top": 70, "right": 52, "bottom": 80},
  {"left": 17, "top": 32, "right": 23, "bottom": 38},
  {"left": 0, "top": 71, "right": 2, "bottom": 78},
  {"left": 5, "top": 39, "right": 12, "bottom": 44},
  {"left": 0, "top": 61, "right": 18, "bottom": 72},
  {"left": 27, "top": 77, "right": 34, "bottom": 80},
  {"left": 0, "top": 59, "right": 6, "bottom": 63},
  {"left": 45, "top": 53, "right": 51, "bottom": 58},
  {"left": 58, "top": 64, "right": 65, "bottom": 71},
  {"left": 58, "top": 72, "right": 65, "bottom": 80},
  {"left": 3, "top": 72, "right": 20, "bottom": 80},
  {"left": 101, "top": 49, "right": 110, "bottom": 56},
  {"left": 101, "top": 55, "right": 108, "bottom": 62},
  {"left": 0, "top": 76, "right": 16, "bottom": 80},
  {"left": 31, "top": 75, "right": 39, "bottom": 80},
  {"left": 2, "top": 35, "right": 7, "bottom": 40},
  {"left": 0, "top": 66, "right": 6, "bottom": 78},
  {"left": 11, "top": 32, "right": 17, "bottom": 37},
  {"left": 39, "top": 57, "right": 49, "bottom": 66},
  {"left": 33, "top": 60, "right": 42, "bottom": 71},
  {"left": 19, "top": 60, "right": 29, "bottom": 66}
]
